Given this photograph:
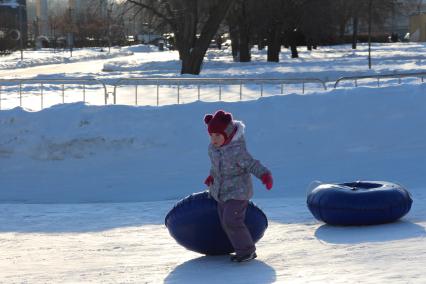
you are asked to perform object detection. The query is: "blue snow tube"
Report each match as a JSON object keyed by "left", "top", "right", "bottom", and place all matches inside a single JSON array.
[
  {"left": 307, "top": 181, "right": 413, "bottom": 226},
  {"left": 165, "top": 191, "right": 268, "bottom": 255}
]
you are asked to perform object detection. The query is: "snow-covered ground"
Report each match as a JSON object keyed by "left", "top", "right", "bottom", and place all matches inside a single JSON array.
[
  {"left": 102, "top": 42, "right": 426, "bottom": 80},
  {"left": 0, "top": 45, "right": 145, "bottom": 70},
  {"left": 3, "top": 42, "right": 426, "bottom": 79},
  {"left": 0, "top": 43, "right": 425, "bottom": 283},
  {"left": 1, "top": 196, "right": 424, "bottom": 283}
]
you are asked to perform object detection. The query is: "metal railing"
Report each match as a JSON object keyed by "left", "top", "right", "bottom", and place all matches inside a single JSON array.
[
  {"left": 334, "top": 72, "right": 426, "bottom": 88},
  {"left": 2, "top": 71, "right": 425, "bottom": 110},
  {"left": 112, "top": 77, "right": 327, "bottom": 106},
  {"left": 0, "top": 78, "right": 109, "bottom": 110}
]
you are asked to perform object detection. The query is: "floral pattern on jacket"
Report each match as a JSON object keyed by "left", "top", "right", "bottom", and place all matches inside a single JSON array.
[{"left": 207, "top": 121, "right": 270, "bottom": 202}]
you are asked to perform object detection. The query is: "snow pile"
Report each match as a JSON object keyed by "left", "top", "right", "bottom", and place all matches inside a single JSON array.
[
  {"left": 123, "top": 44, "right": 161, "bottom": 53},
  {"left": 0, "top": 103, "right": 140, "bottom": 160},
  {"left": 1, "top": 83, "right": 425, "bottom": 203},
  {"left": 102, "top": 48, "right": 179, "bottom": 73}
]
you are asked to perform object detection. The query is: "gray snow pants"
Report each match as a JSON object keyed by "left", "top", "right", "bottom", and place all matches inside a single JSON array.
[{"left": 217, "top": 199, "right": 256, "bottom": 256}]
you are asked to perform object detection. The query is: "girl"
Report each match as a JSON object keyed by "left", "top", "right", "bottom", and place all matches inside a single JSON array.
[{"left": 204, "top": 110, "right": 273, "bottom": 262}]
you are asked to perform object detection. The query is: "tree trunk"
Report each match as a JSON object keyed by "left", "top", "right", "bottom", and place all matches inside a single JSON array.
[
  {"left": 290, "top": 44, "right": 298, "bottom": 58},
  {"left": 180, "top": 0, "right": 236, "bottom": 74},
  {"left": 352, "top": 16, "right": 359, "bottom": 49},
  {"left": 229, "top": 23, "right": 240, "bottom": 61},
  {"left": 237, "top": 0, "right": 250, "bottom": 62},
  {"left": 238, "top": 22, "right": 251, "bottom": 62},
  {"left": 174, "top": 1, "right": 198, "bottom": 62},
  {"left": 257, "top": 28, "right": 267, "bottom": 50},
  {"left": 175, "top": 39, "right": 184, "bottom": 60},
  {"left": 338, "top": 18, "right": 346, "bottom": 43},
  {"left": 267, "top": 23, "right": 282, "bottom": 62},
  {"left": 180, "top": 48, "right": 206, "bottom": 75},
  {"left": 307, "top": 39, "right": 312, "bottom": 51},
  {"left": 258, "top": 37, "right": 266, "bottom": 50},
  {"left": 288, "top": 29, "right": 299, "bottom": 58}
]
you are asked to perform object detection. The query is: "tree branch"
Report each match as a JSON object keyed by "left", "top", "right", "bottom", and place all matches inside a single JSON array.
[{"left": 126, "top": 0, "right": 175, "bottom": 27}]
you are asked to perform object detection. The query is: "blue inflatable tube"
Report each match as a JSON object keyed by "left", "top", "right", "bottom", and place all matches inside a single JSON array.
[
  {"left": 165, "top": 191, "right": 268, "bottom": 255},
  {"left": 307, "top": 181, "right": 413, "bottom": 226}
]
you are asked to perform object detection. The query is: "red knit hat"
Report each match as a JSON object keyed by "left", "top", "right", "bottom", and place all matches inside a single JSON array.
[{"left": 204, "top": 110, "right": 235, "bottom": 141}]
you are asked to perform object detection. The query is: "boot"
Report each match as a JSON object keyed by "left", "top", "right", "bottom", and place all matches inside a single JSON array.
[{"left": 230, "top": 252, "right": 257, "bottom": 262}]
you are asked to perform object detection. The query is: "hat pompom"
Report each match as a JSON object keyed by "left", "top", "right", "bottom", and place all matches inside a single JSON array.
[
  {"left": 214, "top": 110, "right": 232, "bottom": 123},
  {"left": 223, "top": 113, "right": 232, "bottom": 123},
  {"left": 204, "top": 114, "right": 213, "bottom": 124}
]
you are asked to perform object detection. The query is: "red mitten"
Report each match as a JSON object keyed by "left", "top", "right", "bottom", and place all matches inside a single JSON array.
[
  {"left": 261, "top": 173, "right": 273, "bottom": 190},
  {"left": 204, "top": 175, "right": 214, "bottom": 186}
]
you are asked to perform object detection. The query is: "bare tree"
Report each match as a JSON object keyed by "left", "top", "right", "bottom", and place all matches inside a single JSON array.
[
  {"left": 126, "top": 0, "right": 236, "bottom": 75},
  {"left": 226, "top": 0, "right": 265, "bottom": 62},
  {"left": 263, "top": 0, "right": 286, "bottom": 62}
]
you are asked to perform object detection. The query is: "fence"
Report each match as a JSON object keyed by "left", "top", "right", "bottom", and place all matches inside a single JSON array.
[
  {"left": 1, "top": 71, "right": 425, "bottom": 110},
  {"left": 0, "top": 78, "right": 108, "bottom": 110},
  {"left": 112, "top": 77, "right": 328, "bottom": 106},
  {"left": 334, "top": 72, "right": 426, "bottom": 88}
]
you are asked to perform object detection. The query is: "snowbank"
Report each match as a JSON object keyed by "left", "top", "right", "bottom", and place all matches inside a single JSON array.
[{"left": 1, "top": 83, "right": 425, "bottom": 203}]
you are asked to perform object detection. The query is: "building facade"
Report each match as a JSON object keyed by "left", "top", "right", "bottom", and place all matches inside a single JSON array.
[
  {"left": 35, "top": 0, "right": 48, "bottom": 36},
  {"left": 0, "top": 0, "right": 28, "bottom": 42}
]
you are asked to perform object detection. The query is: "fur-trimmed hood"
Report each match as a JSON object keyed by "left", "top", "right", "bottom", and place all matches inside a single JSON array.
[{"left": 230, "top": 120, "right": 245, "bottom": 143}]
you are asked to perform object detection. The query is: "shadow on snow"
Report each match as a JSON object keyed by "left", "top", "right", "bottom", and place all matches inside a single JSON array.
[
  {"left": 315, "top": 220, "right": 426, "bottom": 244},
  {"left": 0, "top": 201, "right": 173, "bottom": 233},
  {"left": 164, "top": 255, "right": 276, "bottom": 284}
]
